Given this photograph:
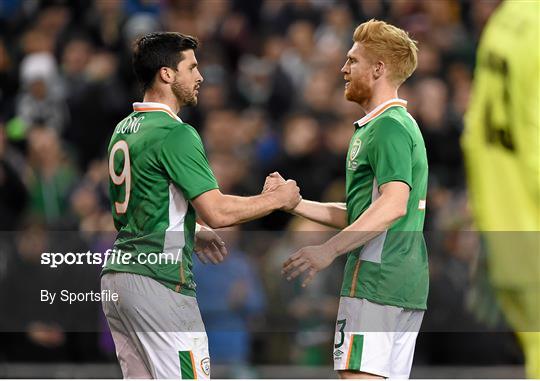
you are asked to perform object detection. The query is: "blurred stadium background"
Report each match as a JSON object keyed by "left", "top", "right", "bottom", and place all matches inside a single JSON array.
[{"left": 0, "top": 0, "right": 530, "bottom": 378}]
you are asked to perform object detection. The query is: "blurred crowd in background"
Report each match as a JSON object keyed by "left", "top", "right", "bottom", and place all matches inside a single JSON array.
[{"left": 0, "top": 0, "right": 524, "bottom": 375}]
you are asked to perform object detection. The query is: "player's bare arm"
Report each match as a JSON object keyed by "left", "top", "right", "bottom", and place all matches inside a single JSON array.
[
  {"left": 264, "top": 172, "right": 348, "bottom": 229},
  {"left": 282, "top": 181, "right": 409, "bottom": 287},
  {"left": 191, "top": 181, "right": 301, "bottom": 229},
  {"left": 292, "top": 200, "right": 348, "bottom": 230}
]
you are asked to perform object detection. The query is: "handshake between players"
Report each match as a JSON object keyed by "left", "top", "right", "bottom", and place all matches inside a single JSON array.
[
  {"left": 201, "top": 170, "right": 330, "bottom": 289},
  {"left": 194, "top": 173, "right": 301, "bottom": 267}
]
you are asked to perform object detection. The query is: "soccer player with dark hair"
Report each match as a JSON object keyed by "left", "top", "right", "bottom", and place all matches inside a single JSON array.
[
  {"left": 275, "top": 20, "right": 428, "bottom": 378},
  {"left": 101, "top": 32, "right": 301, "bottom": 379}
]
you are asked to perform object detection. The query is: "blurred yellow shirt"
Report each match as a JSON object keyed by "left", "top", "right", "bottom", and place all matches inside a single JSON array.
[{"left": 463, "top": 0, "right": 540, "bottom": 288}]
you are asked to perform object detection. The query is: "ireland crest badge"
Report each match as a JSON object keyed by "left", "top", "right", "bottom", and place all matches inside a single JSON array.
[{"left": 349, "top": 137, "right": 362, "bottom": 161}]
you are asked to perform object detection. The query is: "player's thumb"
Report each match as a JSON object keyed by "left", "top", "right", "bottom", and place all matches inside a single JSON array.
[{"left": 270, "top": 171, "right": 285, "bottom": 180}]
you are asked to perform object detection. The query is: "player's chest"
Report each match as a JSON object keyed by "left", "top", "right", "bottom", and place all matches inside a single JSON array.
[{"left": 346, "top": 127, "right": 371, "bottom": 173}]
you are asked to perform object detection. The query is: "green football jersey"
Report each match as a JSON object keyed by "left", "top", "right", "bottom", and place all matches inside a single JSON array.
[
  {"left": 341, "top": 99, "right": 429, "bottom": 310},
  {"left": 102, "top": 102, "right": 219, "bottom": 296}
]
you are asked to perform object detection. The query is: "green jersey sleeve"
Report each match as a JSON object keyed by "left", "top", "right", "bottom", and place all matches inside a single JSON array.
[
  {"left": 160, "top": 124, "right": 219, "bottom": 200},
  {"left": 367, "top": 117, "right": 413, "bottom": 189}
]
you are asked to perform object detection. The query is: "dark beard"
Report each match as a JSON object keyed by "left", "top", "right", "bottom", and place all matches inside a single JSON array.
[{"left": 172, "top": 81, "right": 197, "bottom": 106}]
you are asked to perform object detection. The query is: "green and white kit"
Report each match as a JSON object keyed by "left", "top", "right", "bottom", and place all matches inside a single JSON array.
[
  {"left": 104, "top": 102, "right": 218, "bottom": 296},
  {"left": 334, "top": 98, "right": 429, "bottom": 378},
  {"left": 102, "top": 102, "right": 218, "bottom": 379}
]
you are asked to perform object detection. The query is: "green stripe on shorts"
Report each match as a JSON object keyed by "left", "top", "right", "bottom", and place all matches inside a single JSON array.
[
  {"left": 179, "top": 351, "right": 195, "bottom": 379},
  {"left": 347, "top": 334, "right": 364, "bottom": 370}
]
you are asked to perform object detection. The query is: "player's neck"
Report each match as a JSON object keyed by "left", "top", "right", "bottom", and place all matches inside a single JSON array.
[
  {"left": 143, "top": 89, "right": 181, "bottom": 115},
  {"left": 361, "top": 87, "right": 399, "bottom": 115}
]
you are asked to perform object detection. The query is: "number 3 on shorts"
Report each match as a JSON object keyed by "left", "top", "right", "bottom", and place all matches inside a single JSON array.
[
  {"left": 109, "top": 140, "right": 131, "bottom": 214},
  {"left": 335, "top": 319, "right": 346, "bottom": 349}
]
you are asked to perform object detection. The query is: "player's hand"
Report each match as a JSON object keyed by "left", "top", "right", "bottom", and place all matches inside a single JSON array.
[
  {"left": 270, "top": 179, "right": 302, "bottom": 211},
  {"left": 282, "top": 245, "right": 335, "bottom": 287},
  {"left": 194, "top": 225, "right": 228, "bottom": 264},
  {"left": 263, "top": 172, "right": 286, "bottom": 193}
]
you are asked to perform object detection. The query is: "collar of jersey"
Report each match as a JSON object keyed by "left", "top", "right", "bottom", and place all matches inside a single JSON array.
[
  {"left": 353, "top": 98, "right": 407, "bottom": 128},
  {"left": 132, "top": 102, "right": 183, "bottom": 123}
]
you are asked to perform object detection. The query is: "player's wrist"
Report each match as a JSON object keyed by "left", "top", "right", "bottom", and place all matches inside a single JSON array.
[
  {"left": 265, "top": 190, "right": 285, "bottom": 210},
  {"left": 320, "top": 241, "right": 339, "bottom": 260},
  {"left": 290, "top": 199, "right": 304, "bottom": 215}
]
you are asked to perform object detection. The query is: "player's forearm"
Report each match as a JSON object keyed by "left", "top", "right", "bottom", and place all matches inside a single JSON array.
[
  {"left": 291, "top": 200, "right": 348, "bottom": 229},
  {"left": 320, "top": 195, "right": 406, "bottom": 258},
  {"left": 209, "top": 193, "right": 281, "bottom": 228}
]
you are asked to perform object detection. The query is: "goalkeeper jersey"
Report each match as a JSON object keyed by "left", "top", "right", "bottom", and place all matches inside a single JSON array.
[
  {"left": 103, "top": 102, "right": 219, "bottom": 296},
  {"left": 341, "top": 99, "right": 429, "bottom": 310},
  {"left": 463, "top": 0, "right": 540, "bottom": 288}
]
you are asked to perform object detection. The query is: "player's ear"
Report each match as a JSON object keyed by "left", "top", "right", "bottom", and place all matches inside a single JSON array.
[
  {"left": 373, "top": 61, "right": 385, "bottom": 80},
  {"left": 158, "top": 67, "right": 175, "bottom": 84}
]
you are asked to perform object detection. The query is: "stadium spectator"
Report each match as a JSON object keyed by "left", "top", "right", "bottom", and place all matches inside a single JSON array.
[
  {"left": 26, "top": 127, "right": 78, "bottom": 225},
  {"left": 15, "top": 53, "right": 67, "bottom": 134},
  {"left": 193, "top": 226, "right": 265, "bottom": 377}
]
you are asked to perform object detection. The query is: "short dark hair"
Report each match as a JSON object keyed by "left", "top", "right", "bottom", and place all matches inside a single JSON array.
[{"left": 133, "top": 32, "right": 199, "bottom": 92}]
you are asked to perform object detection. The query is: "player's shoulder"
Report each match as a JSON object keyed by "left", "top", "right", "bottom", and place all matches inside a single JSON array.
[
  {"left": 160, "top": 121, "right": 203, "bottom": 153},
  {"left": 366, "top": 111, "right": 418, "bottom": 151},
  {"left": 141, "top": 111, "right": 185, "bottom": 131},
  {"left": 164, "top": 121, "right": 200, "bottom": 140},
  {"left": 489, "top": 1, "right": 538, "bottom": 31},
  {"left": 371, "top": 109, "right": 415, "bottom": 137}
]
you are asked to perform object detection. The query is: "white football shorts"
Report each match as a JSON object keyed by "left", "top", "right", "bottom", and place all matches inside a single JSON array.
[
  {"left": 101, "top": 272, "right": 210, "bottom": 379},
  {"left": 333, "top": 297, "right": 424, "bottom": 379}
]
